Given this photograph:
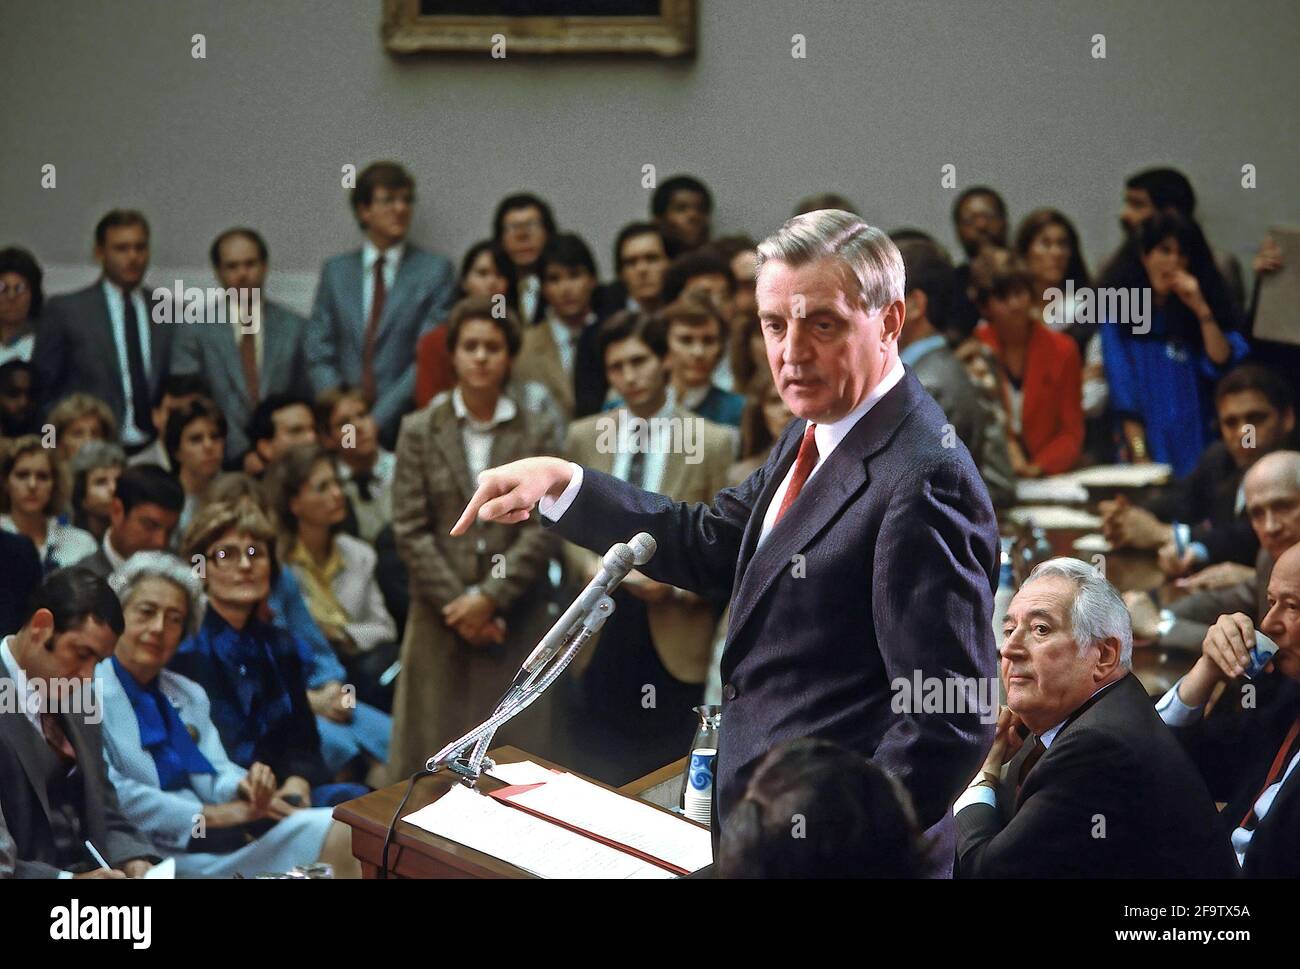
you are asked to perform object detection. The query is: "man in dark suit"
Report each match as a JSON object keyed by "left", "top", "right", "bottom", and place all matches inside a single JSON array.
[
  {"left": 452, "top": 210, "right": 999, "bottom": 876},
  {"left": 1157, "top": 542, "right": 1300, "bottom": 877},
  {"left": 31, "top": 210, "right": 172, "bottom": 454},
  {"left": 306, "top": 162, "right": 455, "bottom": 449},
  {"left": 955, "top": 558, "right": 1236, "bottom": 878},
  {"left": 73, "top": 464, "right": 183, "bottom": 579},
  {"left": 0, "top": 530, "right": 41, "bottom": 637},
  {"left": 171, "top": 228, "right": 313, "bottom": 465},
  {"left": 0, "top": 569, "right": 158, "bottom": 878}
]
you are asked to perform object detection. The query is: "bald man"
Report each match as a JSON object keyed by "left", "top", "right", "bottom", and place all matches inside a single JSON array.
[
  {"left": 1127, "top": 450, "right": 1300, "bottom": 650},
  {"left": 1157, "top": 542, "right": 1300, "bottom": 875}
]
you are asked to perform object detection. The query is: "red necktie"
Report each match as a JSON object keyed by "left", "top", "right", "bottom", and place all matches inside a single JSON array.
[
  {"left": 362, "top": 253, "right": 387, "bottom": 405},
  {"left": 41, "top": 711, "right": 77, "bottom": 766},
  {"left": 239, "top": 328, "right": 260, "bottom": 406},
  {"left": 1239, "top": 716, "right": 1300, "bottom": 830},
  {"left": 774, "top": 423, "right": 819, "bottom": 524}
]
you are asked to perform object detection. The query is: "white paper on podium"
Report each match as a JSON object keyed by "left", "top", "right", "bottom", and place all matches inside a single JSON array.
[
  {"left": 1064, "top": 463, "right": 1173, "bottom": 488},
  {"left": 1007, "top": 506, "right": 1103, "bottom": 530},
  {"left": 487, "top": 760, "right": 560, "bottom": 787},
  {"left": 402, "top": 784, "right": 675, "bottom": 879},
  {"left": 499, "top": 771, "right": 713, "bottom": 873}
]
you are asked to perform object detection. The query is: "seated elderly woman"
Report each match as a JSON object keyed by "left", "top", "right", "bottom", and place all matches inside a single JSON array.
[
  {"left": 169, "top": 496, "right": 367, "bottom": 809},
  {"left": 98, "top": 551, "right": 359, "bottom": 877}
]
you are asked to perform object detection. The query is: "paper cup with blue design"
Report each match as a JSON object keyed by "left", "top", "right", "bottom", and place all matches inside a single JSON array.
[{"left": 684, "top": 747, "right": 717, "bottom": 824}]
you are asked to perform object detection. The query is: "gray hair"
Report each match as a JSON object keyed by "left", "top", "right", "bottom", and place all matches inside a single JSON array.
[
  {"left": 755, "top": 209, "right": 905, "bottom": 312},
  {"left": 107, "top": 551, "right": 204, "bottom": 639},
  {"left": 1022, "top": 557, "right": 1133, "bottom": 668},
  {"left": 69, "top": 440, "right": 127, "bottom": 475}
]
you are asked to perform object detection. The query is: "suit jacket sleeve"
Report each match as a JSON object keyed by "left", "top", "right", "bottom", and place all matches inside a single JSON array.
[
  {"left": 956, "top": 727, "right": 1128, "bottom": 877},
  {"left": 373, "top": 258, "right": 455, "bottom": 435},
  {"left": 306, "top": 267, "right": 342, "bottom": 393},
  {"left": 545, "top": 462, "right": 767, "bottom": 605},
  {"left": 391, "top": 416, "right": 468, "bottom": 610},
  {"left": 103, "top": 757, "right": 202, "bottom": 854},
  {"left": 30, "top": 298, "right": 71, "bottom": 415},
  {"left": 343, "top": 563, "right": 399, "bottom": 652},
  {"left": 1162, "top": 578, "right": 1257, "bottom": 651},
  {"left": 170, "top": 319, "right": 203, "bottom": 376},
  {"left": 871, "top": 457, "right": 998, "bottom": 828}
]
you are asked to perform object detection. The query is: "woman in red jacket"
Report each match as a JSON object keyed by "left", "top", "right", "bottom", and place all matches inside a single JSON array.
[{"left": 971, "top": 248, "right": 1083, "bottom": 477}]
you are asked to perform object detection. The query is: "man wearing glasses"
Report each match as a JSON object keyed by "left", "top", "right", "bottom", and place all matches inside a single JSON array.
[{"left": 307, "top": 161, "right": 455, "bottom": 450}]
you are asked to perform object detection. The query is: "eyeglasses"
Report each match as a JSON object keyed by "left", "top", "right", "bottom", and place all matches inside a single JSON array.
[
  {"left": 504, "top": 218, "right": 543, "bottom": 235},
  {"left": 207, "top": 543, "right": 268, "bottom": 570},
  {"left": 0, "top": 281, "right": 30, "bottom": 298}
]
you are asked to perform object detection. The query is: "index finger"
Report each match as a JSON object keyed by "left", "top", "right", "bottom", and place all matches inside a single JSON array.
[{"left": 450, "top": 478, "right": 500, "bottom": 536}]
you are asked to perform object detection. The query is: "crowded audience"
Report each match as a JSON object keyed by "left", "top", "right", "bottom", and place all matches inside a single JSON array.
[{"left": 1, "top": 155, "right": 1295, "bottom": 879}]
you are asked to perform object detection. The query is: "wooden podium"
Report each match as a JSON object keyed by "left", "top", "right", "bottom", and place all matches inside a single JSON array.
[{"left": 332, "top": 746, "right": 692, "bottom": 878}]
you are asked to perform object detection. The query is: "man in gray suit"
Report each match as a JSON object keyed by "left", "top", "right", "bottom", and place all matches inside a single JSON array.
[
  {"left": 171, "top": 228, "right": 312, "bottom": 465},
  {"left": 32, "top": 210, "right": 173, "bottom": 454},
  {"left": 307, "top": 162, "right": 455, "bottom": 449},
  {"left": 1127, "top": 450, "right": 1300, "bottom": 650},
  {"left": 0, "top": 569, "right": 158, "bottom": 878},
  {"left": 896, "top": 237, "right": 1016, "bottom": 508}
]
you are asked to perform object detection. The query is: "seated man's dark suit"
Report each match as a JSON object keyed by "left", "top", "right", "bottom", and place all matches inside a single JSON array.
[
  {"left": 1168, "top": 671, "right": 1300, "bottom": 877},
  {"left": 544, "top": 370, "right": 999, "bottom": 877},
  {"left": 0, "top": 645, "right": 157, "bottom": 878},
  {"left": 955, "top": 673, "right": 1238, "bottom": 878}
]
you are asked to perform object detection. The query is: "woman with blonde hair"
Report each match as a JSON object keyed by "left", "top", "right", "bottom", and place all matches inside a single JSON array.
[
  {"left": 47, "top": 392, "right": 119, "bottom": 462},
  {"left": 0, "top": 435, "right": 97, "bottom": 573}
]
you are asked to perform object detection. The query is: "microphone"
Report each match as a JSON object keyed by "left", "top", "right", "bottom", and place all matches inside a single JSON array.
[{"left": 518, "top": 532, "right": 657, "bottom": 676}]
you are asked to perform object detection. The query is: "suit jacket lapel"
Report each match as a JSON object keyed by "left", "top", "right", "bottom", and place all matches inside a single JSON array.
[
  {"left": 259, "top": 301, "right": 289, "bottom": 396},
  {"left": 656, "top": 405, "right": 694, "bottom": 497},
  {"left": 724, "top": 374, "right": 922, "bottom": 659},
  {"left": 345, "top": 252, "right": 365, "bottom": 335},
  {"left": 429, "top": 403, "right": 475, "bottom": 503},
  {"left": 0, "top": 705, "right": 54, "bottom": 824}
]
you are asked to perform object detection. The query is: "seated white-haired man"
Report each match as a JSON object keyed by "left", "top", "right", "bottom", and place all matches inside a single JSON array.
[{"left": 955, "top": 557, "right": 1238, "bottom": 878}]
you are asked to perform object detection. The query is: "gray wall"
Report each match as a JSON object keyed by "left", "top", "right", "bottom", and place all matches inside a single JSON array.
[{"left": 3, "top": 0, "right": 1296, "bottom": 310}]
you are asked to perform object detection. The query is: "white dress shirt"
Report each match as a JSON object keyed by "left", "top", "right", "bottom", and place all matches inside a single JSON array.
[
  {"left": 546, "top": 310, "right": 597, "bottom": 379},
  {"left": 362, "top": 239, "right": 404, "bottom": 325},
  {"left": 519, "top": 274, "right": 541, "bottom": 324},
  {"left": 100, "top": 279, "right": 153, "bottom": 447},
  {"left": 101, "top": 530, "right": 128, "bottom": 574},
  {"left": 542, "top": 361, "right": 906, "bottom": 529},
  {"left": 452, "top": 388, "right": 517, "bottom": 482},
  {"left": 755, "top": 360, "right": 904, "bottom": 548},
  {"left": 1156, "top": 678, "right": 1300, "bottom": 868},
  {"left": 607, "top": 395, "right": 676, "bottom": 495}
]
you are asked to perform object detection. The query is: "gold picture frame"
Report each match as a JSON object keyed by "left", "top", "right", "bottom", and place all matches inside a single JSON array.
[{"left": 382, "top": 0, "right": 697, "bottom": 57}]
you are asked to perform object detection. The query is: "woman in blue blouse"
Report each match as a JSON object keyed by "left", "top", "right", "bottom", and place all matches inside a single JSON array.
[
  {"left": 98, "top": 551, "right": 359, "bottom": 877},
  {"left": 169, "top": 497, "right": 368, "bottom": 809},
  {"left": 1099, "top": 211, "right": 1248, "bottom": 476}
]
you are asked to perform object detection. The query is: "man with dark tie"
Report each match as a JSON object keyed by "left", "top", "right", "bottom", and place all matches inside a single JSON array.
[
  {"left": 0, "top": 569, "right": 158, "bottom": 878},
  {"left": 452, "top": 210, "right": 999, "bottom": 876},
  {"left": 955, "top": 558, "right": 1237, "bottom": 878},
  {"left": 32, "top": 210, "right": 172, "bottom": 455},
  {"left": 557, "top": 311, "right": 733, "bottom": 783},
  {"left": 306, "top": 162, "right": 455, "bottom": 449},
  {"left": 172, "top": 228, "right": 313, "bottom": 465},
  {"left": 1157, "top": 542, "right": 1300, "bottom": 876}
]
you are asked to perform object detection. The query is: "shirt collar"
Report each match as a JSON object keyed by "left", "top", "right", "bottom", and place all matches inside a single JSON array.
[
  {"left": 363, "top": 239, "right": 405, "bottom": 273},
  {"left": 451, "top": 387, "right": 517, "bottom": 430},
  {"left": 678, "top": 383, "right": 712, "bottom": 411},
  {"left": 102, "top": 277, "right": 140, "bottom": 303},
  {"left": 103, "top": 531, "right": 128, "bottom": 573},
  {"left": 810, "top": 358, "right": 905, "bottom": 461},
  {"left": 1038, "top": 680, "right": 1123, "bottom": 748},
  {"left": 899, "top": 333, "right": 949, "bottom": 368},
  {"left": 1, "top": 635, "right": 40, "bottom": 725}
]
